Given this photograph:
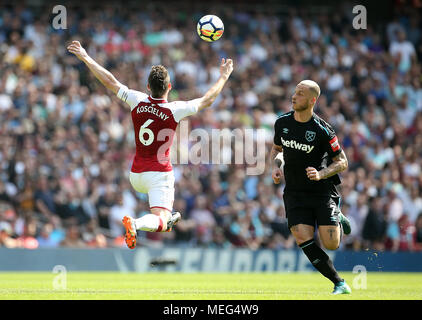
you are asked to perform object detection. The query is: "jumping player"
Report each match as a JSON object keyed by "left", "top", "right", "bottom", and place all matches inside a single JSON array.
[
  {"left": 67, "top": 41, "right": 233, "bottom": 249},
  {"left": 271, "top": 80, "right": 352, "bottom": 294}
]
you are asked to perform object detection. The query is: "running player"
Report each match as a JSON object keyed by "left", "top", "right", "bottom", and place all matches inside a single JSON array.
[
  {"left": 271, "top": 80, "right": 352, "bottom": 294},
  {"left": 67, "top": 41, "right": 233, "bottom": 249}
]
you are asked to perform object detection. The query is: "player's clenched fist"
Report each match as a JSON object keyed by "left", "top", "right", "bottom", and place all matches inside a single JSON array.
[
  {"left": 306, "top": 167, "right": 321, "bottom": 181},
  {"left": 67, "top": 40, "right": 88, "bottom": 60},
  {"left": 272, "top": 168, "right": 283, "bottom": 184}
]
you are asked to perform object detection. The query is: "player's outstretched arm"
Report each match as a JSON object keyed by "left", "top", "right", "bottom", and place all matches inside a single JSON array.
[
  {"left": 67, "top": 41, "right": 122, "bottom": 95},
  {"left": 197, "top": 58, "right": 233, "bottom": 111}
]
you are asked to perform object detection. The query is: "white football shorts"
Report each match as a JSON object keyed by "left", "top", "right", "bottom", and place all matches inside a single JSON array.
[{"left": 129, "top": 171, "right": 175, "bottom": 212}]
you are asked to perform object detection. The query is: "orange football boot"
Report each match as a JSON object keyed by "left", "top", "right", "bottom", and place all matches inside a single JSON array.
[{"left": 122, "top": 216, "right": 137, "bottom": 249}]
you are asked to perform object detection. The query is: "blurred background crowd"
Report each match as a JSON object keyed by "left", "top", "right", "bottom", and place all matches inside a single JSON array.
[{"left": 1, "top": 0, "right": 422, "bottom": 252}]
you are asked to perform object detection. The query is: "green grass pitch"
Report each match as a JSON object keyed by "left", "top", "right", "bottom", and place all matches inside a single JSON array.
[{"left": 0, "top": 272, "right": 421, "bottom": 300}]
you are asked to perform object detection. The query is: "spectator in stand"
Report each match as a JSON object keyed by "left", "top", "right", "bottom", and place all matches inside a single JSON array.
[
  {"left": 385, "top": 214, "right": 416, "bottom": 252},
  {"left": 109, "top": 192, "right": 135, "bottom": 239},
  {"left": 60, "top": 224, "right": 86, "bottom": 248},
  {"left": 413, "top": 213, "right": 422, "bottom": 251},
  {"left": 190, "top": 195, "right": 216, "bottom": 246},
  {"left": 17, "top": 217, "right": 38, "bottom": 249},
  {"left": 362, "top": 197, "right": 388, "bottom": 251},
  {"left": 389, "top": 30, "right": 417, "bottom": 74},
  {"left": 34, "top": 176, "right": 56, "bottom": 224},
  {"left": 95, "top": 185, "right": 115, "bottom": 235},
  {"left": 37, "top": 222, "right": 59, "bottom": 248},
  {"left": 0, "top": 221, "right": 19, "bottom": 248}
]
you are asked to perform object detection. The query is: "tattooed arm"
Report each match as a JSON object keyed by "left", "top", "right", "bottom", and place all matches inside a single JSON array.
[{"left": 306, "top": 150, "right": 348, "bottom": 181}]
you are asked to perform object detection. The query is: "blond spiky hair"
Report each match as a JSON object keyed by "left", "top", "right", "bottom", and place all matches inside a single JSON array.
[{"left": 298, "top": 80, "right": 321, "bottom": 99}]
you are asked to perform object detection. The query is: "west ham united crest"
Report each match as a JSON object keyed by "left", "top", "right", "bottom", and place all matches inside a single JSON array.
[{"left": 305, "top": 130, "right": 316, "bottom": 142}]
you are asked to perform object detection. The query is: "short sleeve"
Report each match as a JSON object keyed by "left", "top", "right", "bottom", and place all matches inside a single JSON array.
[
  {"left": 273, "top": 119, "right": 282, "bottom": 146},
  {"left": 170, "top": 99, "right": 201, "bottom": 122},
  {"left": 117, "top": 85, "right": 148, "bottom": 111}
]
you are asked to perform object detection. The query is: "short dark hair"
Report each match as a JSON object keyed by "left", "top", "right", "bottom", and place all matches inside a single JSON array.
[{"left": 148, "top": 65, "right": 170, "bottom": 98}]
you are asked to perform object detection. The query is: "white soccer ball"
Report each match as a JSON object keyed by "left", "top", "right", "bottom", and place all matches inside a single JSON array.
[{"left": 197, "top": 15, "right": 224, "bottom": 42}]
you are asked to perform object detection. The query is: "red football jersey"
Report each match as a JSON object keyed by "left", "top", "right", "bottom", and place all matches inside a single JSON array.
[{"left": 117, "top": 85, "right": 200, "bottom": 173}]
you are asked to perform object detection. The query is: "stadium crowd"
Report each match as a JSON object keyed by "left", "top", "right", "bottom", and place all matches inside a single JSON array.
[{"left": 1, "top": 1, "right": 422, "bottom": 252}]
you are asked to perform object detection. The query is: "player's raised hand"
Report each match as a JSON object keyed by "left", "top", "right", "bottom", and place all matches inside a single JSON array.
[
  {"left": 306, "top": 167, "right": 321, "bottom": 181},
  {"left": 67, "top": 40, "right": 88, "bottom": 60},
  {"left": 220, "top": 58, "right": 233, "bottom": 80},
  {"left": 272, "top": 168, "right": 283, "bottom": 184}
]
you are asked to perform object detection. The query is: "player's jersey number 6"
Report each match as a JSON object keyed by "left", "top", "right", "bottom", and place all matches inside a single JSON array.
[{"left": 139, "top": 119, "right": 154, "bottom": 146}]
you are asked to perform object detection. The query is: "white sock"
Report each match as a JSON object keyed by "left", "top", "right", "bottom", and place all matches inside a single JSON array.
[{"left": 134, "top": 214, "right": 165, "bottom": 232}]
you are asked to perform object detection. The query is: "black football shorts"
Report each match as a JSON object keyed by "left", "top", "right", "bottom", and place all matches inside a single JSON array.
[{"left": 283, "top": 194, "right": 341, "bottom": 229}]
